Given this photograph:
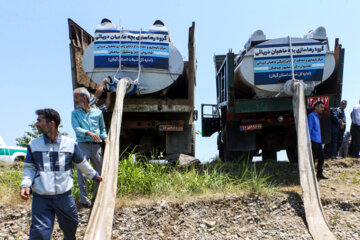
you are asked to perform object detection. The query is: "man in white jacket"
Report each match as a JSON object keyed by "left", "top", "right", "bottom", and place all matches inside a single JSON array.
[{"left": 20, "top": 108, "right": 102, "bottom": 240}]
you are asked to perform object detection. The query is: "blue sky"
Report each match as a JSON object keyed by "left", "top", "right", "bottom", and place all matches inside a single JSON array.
[{"left": 1, "top": 0, "right": 359, "bottom": 161}]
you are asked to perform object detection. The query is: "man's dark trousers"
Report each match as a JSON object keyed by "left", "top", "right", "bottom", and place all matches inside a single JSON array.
[
  {"left": 330, "top": 126, "right": 339, "bottom": 157},
  {"left": 350, "top": 124, "right": 360, "bottom": 157},
  {"left": 29, "top": 191, "right": 78, "bottom": 240},
  {"left": 311, "top": 141, "right": 325, "bottom": 175},
  {"left": 337, "top": 128, "right": 345, "bottom": 153}
]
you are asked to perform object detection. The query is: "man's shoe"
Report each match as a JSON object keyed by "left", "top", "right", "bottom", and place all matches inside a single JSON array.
[
  {"left": 317, "top": 174, "right": 328, "bottom": 180},
  {"left": 80, "top": 202, "right": 92, "bottom": 208}
]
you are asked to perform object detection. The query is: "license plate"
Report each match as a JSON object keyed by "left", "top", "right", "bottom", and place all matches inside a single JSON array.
[
  {"left": 307, "top": 96, "right": 329, "bottom": 108},
  {"left": 159, "top": 125, "right": 183, "bottom": 131},
  {"left": 240, "top": 124, "right": 262, "bottom": 131}
]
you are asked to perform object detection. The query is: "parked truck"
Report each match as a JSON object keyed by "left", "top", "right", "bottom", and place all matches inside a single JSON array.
[
  {"left": 201, "top": 27, "right": 344, "bottom": 162},
  {"left": 68, "top": 19, "right": 196, "bottom": 158}
]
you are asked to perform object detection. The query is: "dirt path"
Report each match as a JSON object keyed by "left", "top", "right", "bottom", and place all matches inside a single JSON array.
[{"left": 1, "top": 158, "right": 359, "bottom": 240}]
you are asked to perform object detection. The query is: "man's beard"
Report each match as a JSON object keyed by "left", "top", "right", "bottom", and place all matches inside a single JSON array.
[
  {"left": 75, "top": 101, "right": 85, "bottom": 109},
  {"left": 36, "top": 126, "right": 47, "bottom": 135}
]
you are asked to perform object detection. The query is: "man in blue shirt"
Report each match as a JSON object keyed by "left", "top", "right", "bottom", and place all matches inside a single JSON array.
[
  {"left": 20, "top": 108, "right": 102, "bottom": 239},
  {"left": 72, "top": 87, "right": 108, "bottom": 207},
  {"left": 308, "top": 101, "right": 328, "bottom": 180}
]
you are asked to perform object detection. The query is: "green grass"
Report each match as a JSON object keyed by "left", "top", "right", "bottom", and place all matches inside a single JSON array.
[
  {"left": 351, "top": 169, "right": 360, "bottom": 184},
  {"left": 0, "top": 154, "right": 279, "bottom": 205},
  {"left": 117, "top": 157, "right": 235, "bottom": 198},
  {"left": 116, "top": 154, "right": 278, "bottom": 199},
  {"left": 0, "top": 163, "right": 23, "bottom": 204}
]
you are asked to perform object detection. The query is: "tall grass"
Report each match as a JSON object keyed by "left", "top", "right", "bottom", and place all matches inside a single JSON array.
[
  {"left": 0, "top": 155, "right": 278, "bottom": 205},
  {"left": 117, "top": 157, "right": 234, "bottom": 197},
  {"left": 0, "top": 163, "right": 23, "bottom": 204},
  {"left": 116, "top": 154, "right": 277, "bottom": 199}
]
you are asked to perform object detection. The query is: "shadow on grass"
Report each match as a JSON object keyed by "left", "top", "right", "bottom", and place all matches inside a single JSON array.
[{"left": 202, "top": 160, "right": 300, "bottom": 188}]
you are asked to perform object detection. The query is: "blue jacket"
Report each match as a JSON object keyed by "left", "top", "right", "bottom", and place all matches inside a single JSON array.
[{"left": 308, "top": 111, "right": 322, "bottom": 143}]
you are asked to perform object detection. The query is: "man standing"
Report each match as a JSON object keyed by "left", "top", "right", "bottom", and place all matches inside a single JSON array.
[
  {"left": 339, "top": 131, "right": 351, "bottom": 158},
  {"left": 349, "top": 100, "right": 360, "bottom": 158},
  {"left": 72, "top": 87, "right": 107, "bottom": 207},
  {"left": 308, "top": 101, "right": 328, "bottom": 180},
  {"left": 20, "top": 109, "right": 102, "bottom": 239},
  {"left": 328, "top": 100, "right": 347, "bottom": 159},
  {"left": 336, "top": 100, "right": 347, "bottom": 154}
]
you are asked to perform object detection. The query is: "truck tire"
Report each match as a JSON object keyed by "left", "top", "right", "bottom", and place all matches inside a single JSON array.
[
  {"left": 218, "top": 145, "right": 224, "bottom": 160},
  {"left": 190, "top": 124, "right": 196, "bottom": 157},
  {"left": 262, "top": 151, "right": 277, "bottom": 162},
  {"left": 224, "top": 150, "right": 253, "bottom": 162},
  {"left": 217, "top": 134, "right": 224, "bottom": 160},
  {"left": 286, "top": 147, "right": 298, "bottom": 163},
  {"left": 238, "top": 151, "right": 254, "bottom": 162},
  {"left": 224, "top": 150, "right": 235, "bottom": 162}
]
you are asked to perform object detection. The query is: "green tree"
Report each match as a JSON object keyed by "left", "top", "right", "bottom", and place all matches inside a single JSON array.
[{"left": 16, "top": 122, "right": 68, "bottom": 147}]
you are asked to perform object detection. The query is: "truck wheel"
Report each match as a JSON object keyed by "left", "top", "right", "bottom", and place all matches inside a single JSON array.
[
  {"left": 286, "top": 147, "right": 298, "bottom": 163},
  {"left": 190, "top": 124, "right": 195, "bottom": 157},
  {"left": 238, "top": 151, "right": 253, "bottom": 162},
  {"left": 15, "top": 156, "right": 25, "bottom": 162},
  {"left": 217, "top": 134, "right": 224, "bottom": 160},
  {"left": 262, "top": 151, "right": 277, "bottom": 162},
  {"left": 224, "top": 150, "right": 235, "bottom": 162},
  {"left": 218, "top": 145, "right": 224, "bottom": 160},
  {"left": 224, "top": 151, "right": 253, "bottom": 162}
]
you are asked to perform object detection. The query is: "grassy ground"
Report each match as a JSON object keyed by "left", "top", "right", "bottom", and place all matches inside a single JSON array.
[{"left": 0, "top": 156, "right": 284, "bottom": 206}]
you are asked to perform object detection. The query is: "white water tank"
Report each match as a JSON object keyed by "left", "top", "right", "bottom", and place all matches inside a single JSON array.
[
  {"left": 82, "top": 19, "right": 184, "bottom": 95},
  {"left": 234, "top": 29, "right": 335, "bottom": 97}
]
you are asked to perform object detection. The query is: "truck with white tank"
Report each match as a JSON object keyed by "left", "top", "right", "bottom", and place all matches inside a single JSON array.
[
  {"left": 201, "top": 27, "right": 345, "bottom": 162},
  {"left": 68, "top": 19, "right": 196, "bottom": 158}
]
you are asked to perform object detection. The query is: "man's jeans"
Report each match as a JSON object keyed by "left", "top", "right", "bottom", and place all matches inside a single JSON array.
[
  {"left": 77, "top": 142, "right": 103, "bottom": 205},
  {"left": 30, "top": 191, "right": 78, "bottom": 239}
]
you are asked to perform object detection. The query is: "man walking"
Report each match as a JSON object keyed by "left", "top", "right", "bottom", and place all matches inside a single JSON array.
[
  {"left": 72, "top": 87, "right": 107, "bottom": 207},
  {"left": 349, "top": 100, "right": 360, "bottom": 158},
  {"left": 308, "top": 101, "right": 328, "bottom": 180},
  {"left": 20, "top": 109, "right": 102, "bottom": 239}
]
